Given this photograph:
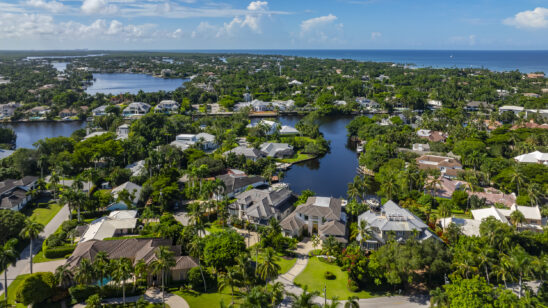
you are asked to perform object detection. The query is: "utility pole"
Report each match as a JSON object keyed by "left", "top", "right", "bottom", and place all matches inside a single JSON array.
[{"left": 324, "top": 282, "right": 327, "bottom": 306}]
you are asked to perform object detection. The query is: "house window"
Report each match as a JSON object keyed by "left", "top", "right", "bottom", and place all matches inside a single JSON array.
[{"left": 304, "top": 215, "right": 308, "bottom": 221}]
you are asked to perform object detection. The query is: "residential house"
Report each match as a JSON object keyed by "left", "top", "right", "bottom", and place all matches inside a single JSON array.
[
  {"left": 125, "top": 160, "right": 145, "bottom": 177},
  {"left": 0, "top": 176, "right": 38, "bottom": 211},
  {"left": 66, "top": 238, "right": 198, "bottom": 282},
  {"left": 334, "top": 100, "right": 347, "bottom": 106},
  {"left": 111, "top": 181, "right": 142, "bottom": 205},
  {"left": 116, "top": 124, "right": 130, "bottom": 140},
  {"left": 247, "top": 120, "right": 298, "bottom": 136},
  {"left": 412, "top": 143, "right": 430, "bottom": 152},
  {"left": 281, "top": 197, "right": 348, "bottom": 243},
  {"left": 499, "top": 105, "right": 524, "bottom": 115},
  {"left": 0, "top": 102, "right": 20, "bottom": 118},
  {"left": 279, "top": 125, "right": 299, "bottom": 135},
  {"left": 83, "top": 131, "right": 107, "bottom": 140},
  {"left": 92, "top": 105, "right": 109, "bottom": 116},
  {"left": 123, "top": 102, "right": 151, "bottom": 117},
  {"left": 523, "top": 93, "right": 540, "bottom": 98},
  {"left": 525, "top": 73, "right": 545, "bottom": 79},
  {"left": 260, "top": 143, "right": 294, "bottom": 158},
  {"left": 427, "top": 100, "right": 442, "bottom": 109},
  {"left": 472, "top": 205, "right": 543, "bottom": 231},
  {"left": 155, "top": 100, "right": 179, "bottom": 114},
  {"left": 438, "top": 217, "right": 481, "bottom": 236},
  {"left": 511, "top": 120, "right": 548, "bottom": 130},
  {"left": 288, "top": 80, "right": 303, "bottom": 86},
  {"left": 524, "top": 109, "right": 548, "bottom": 120},
  {"left": 416, "top": 129, "right": 448, "bottom": 143},
  {"left": 356, "top": 97, "right": 380, "bottom": 109},
  {"left": 416, "top": 155, "right": 463, "bottom": 178},
  {"left": 26, "top": 106, "right": 50, "bottom": 117},
  {"left": 465, "top": 101, "right": 494, "bottom": 112},
  {"left": 514, "top": 151, "right": 548, "bottom": 165},
  {"left": 170, "top": 133, "right": 217, "bottom": 151},
  {"left": 357, "top": 200, "right": 438, "bottom": 250},
  {"left": 215, "top": 173, "right": 267, "bottom": 198},
  {"left": 80, "top": 210, "right": 138, "bottom": 242},
  {"left": 224, "top": 146, "right": 263, "bottom": 161},
  {"left": 229, "top": 185, "right": 295, "bottom": 225}
]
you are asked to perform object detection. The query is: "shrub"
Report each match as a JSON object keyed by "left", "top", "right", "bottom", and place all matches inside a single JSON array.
[
  {"left": 324, "top": 271, "right": 336, "bottom": 280},
  {"left": 69, "top": 285, "right": 100, "bottom": 303},
  {"left": 188, "top": 267, "right": 216, "bottom": 292},
  {"left": 348, "top": 279, "right": 360, "bottom": 292},
  {"left": 15, "top": 272, "right": 55, "bottom": 305},
  {"left": 44, "top": 245, "right": 76, "bottom": 258}
]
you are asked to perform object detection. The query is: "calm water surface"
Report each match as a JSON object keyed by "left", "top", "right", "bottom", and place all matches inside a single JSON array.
[
  {"left": 85, "top": 73, "right": 189, "bottom": 95},
  {"left": 6, "top": 121, "right": 85, "bottom": 149},
  {"left": 52, "top": 62, "right": 68, "bottom": 72},
  {"left": 278, "top": 116, "right": 358, "bottom": 198}
]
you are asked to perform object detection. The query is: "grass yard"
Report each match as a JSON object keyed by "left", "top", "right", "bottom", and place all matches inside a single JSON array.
[
  {"left": 175, "top": 289, "right": 237, "bottom": 308},
  {"left": 28, "top": 203, "right": 63, "bottom": 226},
  {"left": 205, "top": 222, "right": 228, "bottom": 234},
  {"left": 32, "top": 250, "right": 66, "bottom": 263},
  {"left": 294, "top": 257, "right": 375, "bottom": 300},
  {"left": 0, "top": 274, "right": 29, "bottom": 308},
  {"left": 256, "top": 252, "right": 296, "bottom": 275},
  {"left": 280, "top": 152, "right": 315, "bottom": 164}
]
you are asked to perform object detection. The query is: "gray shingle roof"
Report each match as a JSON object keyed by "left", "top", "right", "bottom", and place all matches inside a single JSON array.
[{"left": 216, "top": 174, "right": 266, "bottom": 194}]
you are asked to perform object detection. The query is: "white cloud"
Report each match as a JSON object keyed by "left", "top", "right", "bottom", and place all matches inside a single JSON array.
[
  {"left": 171, "top": 28, "right": 183, "bottom": 38},
  {"left": 504, "top": 7, "right": 548, "bottom": 29},
  {"left": 191, "top": 21, "right": 218, "bottom": 39},
  {"left": 449, "top": 34, "right": 476, "bottom": 46},
  {"left": 247, "top": 1, "right": 267, "bottom": 11},
  {"left": 26, "top": 0, "right": 65, "bottom": 13},
  {"left": 371, "top": 32, "right": 381, "bottom": 40},
  {"left": 81, "top": 0, "right": 119, "bottom": 15},
  {"left": 297, "top": 14, "right": 343, "bottom": 44}
]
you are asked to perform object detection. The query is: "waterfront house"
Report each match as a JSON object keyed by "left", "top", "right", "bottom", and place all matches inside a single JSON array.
[
  {"left": 80, "top": 210, "right": 138, "bottom": 242},
  {"left": 356, "top": 97, "right": 380, "bottom": 109},
  {"left": 416, "top": 154, "right": 463, "bottom": 179},
  {"left": 224, "top": 146, "right": 263, "bottom": 161},
  {"left": 357, "top": 200, "right": 437, "bottom": 250},
  {"left": 155, "top": 100, "right": 180, "bottom": 114},
  {"left": 281, "top": 196, "right": 348, "bottom": 243},
  {"left": 66, "top": 238, "right": 198, "bottom": 282},
  {"left": 92, "top": 105, "right": 109, "bottom": 116},
  {"left": 279, "top": 125, "right": 299, "bottom": 135},
  {"left": 0, "top": 102, "right": 20, "bottom": 118},
  {"left": 215, "top": 173, "right": 267, "bottom": 198},
  {"left": 26, "top": 106, "right": 50, "bottom": 117},
  {"left": 123, "top": 102, "right": 151, "bottom": 117},
  {"left": 514, "top": 151, "right": 548, "bottom": 165},
  {"left": 170, "top": 133, "right": 217, "bottom": 151},
  {"left": 260, "top": 142, "right": 294, "bottom": 158},
  {"left": 416, "top": 129, "right": 447, "bottom": 143},
  {"left": 229, "top": 185, "right": 295, "bottom": 225},
  {"left": 0, "top": 176, "right": 38, "bottom": 211}
]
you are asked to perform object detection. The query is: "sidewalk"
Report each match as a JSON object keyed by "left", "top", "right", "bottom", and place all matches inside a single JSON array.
[{"left": 0, "top": 204, "right": 69, "bottom": 296}]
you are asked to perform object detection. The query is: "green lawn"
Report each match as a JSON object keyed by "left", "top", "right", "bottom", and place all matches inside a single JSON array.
[
  {"left": 294, "top": 257, "right": 375, "bottom": 299},
  {"left": 28, "top": 203, "right": 63, "bottom": 226},
  {"left": 205, "top": 222, "right": 228, "bottom": 234},
  {"left": 33, "top": 250, "right": 66, "bottom": 264},
  {"left": 175, "top": 289, "right": 237, "bottom": 308},
  {"left": 0, "top": 274, "right": 29, "bottom": 307},
  {"left": 280, "top": 152, "right": 315, "bottom": 164},
  {"left": 256, "top": 252, "right": 296, "bottom": 275}
]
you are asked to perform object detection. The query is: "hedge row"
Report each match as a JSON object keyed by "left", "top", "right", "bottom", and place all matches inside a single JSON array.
[{"left": 44, "top": 244, "right": 76, "bottom": 259}]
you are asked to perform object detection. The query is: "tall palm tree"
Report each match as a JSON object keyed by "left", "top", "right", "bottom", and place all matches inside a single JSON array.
[
  {"left": 526, "top": 183, "right": 544, "bottom": 206},
  {"left": 476, "top": 248, "right": 492, "bottom": 284},
  {"left": 426, "top": 176, "right": 442, "bottom": 199},
  {"left": 111, "top": 258, "right": 134, "bottom": 305},
  {"left": 509, "top": 165, "right": 524, "bottom": 196},
  {"left": 75, "top": 258, "right": 94, "bottom": 285},
  {"left": 289, "top": 285, "right": 320, "bottom": 308},
  {"left": 271, "top": 281, "right": 285, "bottom": 306},
  {"left": 509, "top": 210, "right": 526, "bottom": 229},
  {"left": 218, "top": 266, "right": 241, "bottom": 305},
  {"left": 0, "top": 239, "right": 18, "bottom": 302},
  {"left": 54, "top": 263, "right": 73, "bottom": 288},
  {"left": 257, "top": 248, "right": 281, "bottom": 285},
  {"left": 188, "top": 236, "right": 207, "bottom": 292},
  {"left": 429, "top": 287, "right": 447, "bottom": 308},
  {"left": 494, "top": 254, "right": 514, "bottom": 288},
  {"left": 353, "top": 220, "right": 374, "bottom": 249},
  {"left": 133, "top": 259, "right": 148, "bottom": 291},
  {"left": 508, "top": 245, "right": 534, "bottom": 298},
  {"left": 323, "top": 297, "right": 340, "bottom": 308},
  {"left": 93, "top": 251, "right": 110, "bottom": 286},
  {"left": 49, "top": 170, "right": 60, "bottom": 200},
  {"left": 20, "top": 218, "right": 44, "bottom": 274},
  {"left": 151, "top": 246, "right": 176, "bottom": 308}
]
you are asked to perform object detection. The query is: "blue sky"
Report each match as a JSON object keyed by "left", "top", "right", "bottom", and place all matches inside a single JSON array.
[{"left": 0, "top": 0, "right": 548, "bottom": 50}]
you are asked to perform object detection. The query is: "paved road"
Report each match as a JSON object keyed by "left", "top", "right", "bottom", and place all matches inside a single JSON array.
[{"left": 0, "top": 204, "right": 70, "bottom": 296}]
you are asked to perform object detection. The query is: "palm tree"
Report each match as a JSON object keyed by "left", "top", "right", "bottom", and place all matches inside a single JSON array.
[
  {"left": 49, "top": 170, "right": 60, "bottom": 200},
  {"left": 271, "top": 281, "right": 285, "bottom": 306},
  {"left": 509, "top": 210, "right": 526, "bottom": 229},
  {"left": 0, "top": 239, "right": 18, "bottom": 302},
  {"left": 526, "top": 183, "right": 544, "bottom": 206},
  {"left": 344, "top": 296, "right": 359, "bottom": 308},
  {"left": 494, "top": 255, "right": 514, "bottom": 288},
  {"left": 353, "top": 220, "right": 374, "bottom": 249},
  {"left": 476, "top": 248, "right": 492, "bottom": 284},
  {"left": 93, "top": 251, "right": 110, "bottom": 286},
  {"left": 509, "top": 165, "right": 524, "bottom": 196},
  {"left": 509, "top": 245, "right": 534, "bottom": 298},
  {"left": 218, "top": 266, "right": 241, "bottom": 305},
  {"left": 151, "top": 246, "right": 176, "bottom": 308},
  {"left": 429, "top": 287, "right": 447, "bottom": 307},
  {"left": 188, "top": 236, "right": 207, "bottom": 292},
  {"left": 111, "top": 258, "right": 134, "bottom": 305},
  {"left": 133, "top": 259, "right": 148, "bottom": 291},
  {"left": 20, "top": 218, "right": 44, "bottom": 274},
  {"left": 289, "top": 285, "right": 320, "bottom": 308},
  {"left": 438, "top": 202, "right": 452, "bottom": 229},
  {"left": 324, "top": 297, "right": 340, "bottom": 308},
  {"left": 311, "top": 234, "right": 321, "bottom": 251},
  {"left": 426, "top": 176, "right": 442, "bottom": 199},
  {"left": 257, "top": 248, "right": 281, "bottom": 285},
  {"left": 75, "top": 258, "right": 95, "bottom": 285},
  {"left": 54, "top": 263, "right": 73, "bottom": 288}
]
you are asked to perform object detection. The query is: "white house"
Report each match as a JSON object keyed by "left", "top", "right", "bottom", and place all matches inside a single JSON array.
[
  {"left": 514, "top": 151, "right": 548, "bottom": 165},
  {"left": 472, "top": 205, "right": 543, "bottom": 231},
  {"left": 92, "top": 105, "right": 109, "bottom": 116},
  {"left": 116, "top": 124, "right": 130, "bottom": 140},
  {"left": 111, "top": 181, "right": 142, "bottom": 205},
  {"left": 499, "top": 105, "right": 524, "bottom": 115},
  {"left": 80, "top": 210, "right": 138, "bottom": 242},
  {"left": 123, "top": 102, "right": 151, "bottom": 117},
  {"left": 155, "top": 100, "right": 180, "bottom": 114},
  {"left": 170, "top": 132, "right": 217, "bottom": 151}
]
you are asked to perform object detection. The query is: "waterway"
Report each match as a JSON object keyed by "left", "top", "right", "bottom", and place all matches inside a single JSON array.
[
  {"left": 276, "top": 116, "right": 358, "bottom": 198},
  {"left": 5, "top": 121, "right": 86, "bottom": 149},
  {"left": 85, "top": 73, "right": 189, "bottom": 95}
]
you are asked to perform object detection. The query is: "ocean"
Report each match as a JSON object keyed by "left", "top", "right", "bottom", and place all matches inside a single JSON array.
[{"left": 182, "top": 49, "right": 548, "bottom": 73}]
